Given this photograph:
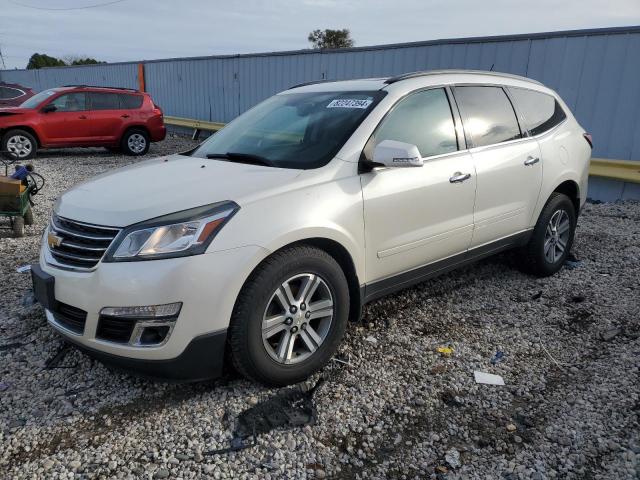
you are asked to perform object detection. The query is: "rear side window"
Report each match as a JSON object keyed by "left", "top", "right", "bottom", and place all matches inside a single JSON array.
[
  {"left": 454, "top": 86, "right": 521, "bottom": 148},
  {"left": 509, "top": 88, "right": 566, "bottom": 136},
  {"left": 88, "top": 92, "right": 120, "bottom": 110},
  {"left": 0, "top": 86, "right": 24, "bottom": 99},
  {"left": 119, "top": 93, "right": 143, "bottom": 109},
  {"left": 368, "top": 88, "right": 458, "bottom": 158}
]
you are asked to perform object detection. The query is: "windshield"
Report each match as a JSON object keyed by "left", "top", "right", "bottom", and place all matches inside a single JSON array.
[
  {"left": 20, "top": 89, "right": 59, "bottom": 108},
  {"left": 191, "top": 90, "right": 386, "bottom": 169}
]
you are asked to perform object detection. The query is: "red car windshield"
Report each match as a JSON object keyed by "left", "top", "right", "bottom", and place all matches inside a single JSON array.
[{"left": 20, "top": 89, "right": 59, "bottom": 108}]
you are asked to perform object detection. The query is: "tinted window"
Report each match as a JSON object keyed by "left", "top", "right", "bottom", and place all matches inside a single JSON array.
[
  {"left": 50, "top": 93, "right": 86, "bottom": 112},
  {"left": 509, "top": 88, "right": 566, "bottom": 136},
  {"left": 368, "top": 88, "right": 458, "bottom": 158},
  {"left": 119, "top": 93, "right": 143, "bottom": 109},
  {"left": 89, "top": 92, "right": 120, "bottom": 110},
  {"left": 454, "top": 86, "right": 521, "bottom": 147},
  {"left": 0, "top": 87, "right": 24, "bottom": 99}
]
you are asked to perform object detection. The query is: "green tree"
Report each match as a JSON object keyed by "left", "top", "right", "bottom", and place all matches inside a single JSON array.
[
  {"left": 26, "top": 53, "right": 66, "bottom": 69},
  {"left": 63, "top": 55, "right": 106, "bottom": 66},
  {"left": 308, "top": 29, "right": 354, "bottom": 49}
]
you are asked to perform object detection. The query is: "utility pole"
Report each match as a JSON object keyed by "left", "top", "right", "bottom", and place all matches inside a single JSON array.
[{"left": 0, "top": 44, "right": 6, "bottom": 69}]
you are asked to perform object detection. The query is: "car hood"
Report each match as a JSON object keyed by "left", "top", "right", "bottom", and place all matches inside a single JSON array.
[
  {"left": 0, "top": 107, "right": 29, "bottom": 116},
  {"left": 55, "top": 154, "right": 304, "bottom": 227}
]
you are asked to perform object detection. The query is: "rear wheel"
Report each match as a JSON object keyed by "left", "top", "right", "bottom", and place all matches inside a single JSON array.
[
  {"left": 520, "top": 192, "right": 576, "bottom": 277},
  {"left": 228, "top": 246, "right": 349, "bottom": 386},
  {"left": 24, "top": 206, "right": 34, "bottom": 226},
  {"left": 121, "top": 129, "right": 149, "bottom": 156},
  {"left": 2, "top": 129, "right": 37, "bottom": 160}
]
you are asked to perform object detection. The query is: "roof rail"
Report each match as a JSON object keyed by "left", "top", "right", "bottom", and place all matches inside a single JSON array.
[
  {"left": 384, "top": 69, "right": 543, "bottom": 86},
  {"left": 62, "top": 84, "right": 139, "bottom": 92},
  {"left": 287, "top": 79, "right": 331, "bottom": 90}
]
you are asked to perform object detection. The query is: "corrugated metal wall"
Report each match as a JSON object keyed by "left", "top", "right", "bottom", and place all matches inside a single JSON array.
[{"left": 1, "top": 26, "right": 639, "bottom": 199}]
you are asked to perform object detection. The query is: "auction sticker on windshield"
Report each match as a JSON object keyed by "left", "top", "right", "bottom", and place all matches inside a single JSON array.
[{"left": 326, "top": 98, "right": 373, "bottom": 109}]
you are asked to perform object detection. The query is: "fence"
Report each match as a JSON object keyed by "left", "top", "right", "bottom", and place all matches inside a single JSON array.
[{"left": 2, "top": 26, "right": 639, "bottom": 199}]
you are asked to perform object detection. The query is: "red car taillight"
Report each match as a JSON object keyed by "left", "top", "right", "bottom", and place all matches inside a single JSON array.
[{"left": 583, "top": 133, "right": 593, "bottom": 149}]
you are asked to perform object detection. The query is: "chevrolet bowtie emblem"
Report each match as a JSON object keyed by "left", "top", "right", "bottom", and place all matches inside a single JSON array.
[{"left": 47, "top": 232, "right": 63, "bottom": 248}]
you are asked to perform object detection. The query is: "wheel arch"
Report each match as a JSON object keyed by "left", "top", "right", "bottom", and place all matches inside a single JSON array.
[
  {"left": 553, "top": 179, "right": 580, "bottom": 215},
  {"left": 121, "top": 124, "right": 150, "bottom": 140},
  {"left": 240, "top": 237, "right": 363, "bottom": 323},
  {"left": 1, "top": 125, "right": 41, "bottom": 147}
]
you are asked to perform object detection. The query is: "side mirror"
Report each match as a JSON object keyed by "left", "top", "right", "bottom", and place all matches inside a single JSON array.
[
  {"left": 41, "top": 104, "right": 57, "bottom": 113},
  {"left": 372, "top": 140, "right": 423, "bottom": 168}
]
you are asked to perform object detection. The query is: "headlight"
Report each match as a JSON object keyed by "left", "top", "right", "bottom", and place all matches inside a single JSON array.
[{"left": 105, "top": 201, "right": 239, "bottom": 261}]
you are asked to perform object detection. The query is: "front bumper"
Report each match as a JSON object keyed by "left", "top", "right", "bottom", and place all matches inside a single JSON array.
[
  {"left": 37, "top": 241, "right": 269, "bottom": 380},
  {"left": 49, "top": 316, "right": 227, "bottom": 382}
]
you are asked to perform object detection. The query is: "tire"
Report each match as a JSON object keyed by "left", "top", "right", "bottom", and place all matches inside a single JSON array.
[
  {"left": 12, "top": 216, "right": 25, "bottom": 238},
  {"left": 2, "top": 129, "right": 37, "bottom": 160},
  {"left": 120, "top": 129, "right": 150, "bottom": 156},
  {"left": 520, "top": 192, "right": 576, "bottom": 277},
  {"left": 23, "top": 206, "right": 34, "bottom": 226},
  {"left": 228, "top": 245, "right": 350, "bottom": 386}
]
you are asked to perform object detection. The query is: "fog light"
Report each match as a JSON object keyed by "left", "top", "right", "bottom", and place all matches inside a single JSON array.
[
  {"left": 99, "top": 303, "right": 181, "bottom": 347},
  {"left": 100, "top": 302, "right": 182, "bottom": 318}
]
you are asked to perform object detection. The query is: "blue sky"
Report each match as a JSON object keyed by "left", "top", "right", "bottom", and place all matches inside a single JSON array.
[{"left": 1, "top": 0, "right": 639, "bottom": 69}]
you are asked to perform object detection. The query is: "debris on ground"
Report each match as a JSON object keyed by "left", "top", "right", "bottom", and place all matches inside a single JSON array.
[
  {"left": 21, "top": 290, "right": 36, "bottom": 307},
  {"left": 436, "top": 346, "right": 454, "bottom": 357},
  {"left": 445, "top": 448, "right": 461, "bottom": 468},
  {"left": 506, "top": 423, "right": 517, "bottom": 432},
  {"left": 531, "top": 290, "right": 543, "bottom": 300},
  {"left": 364, "top": 335, "right": 378, "bottom": 345},
  {"left": 44, "top": 343, "right": 72, "bottom": 369},
  {"left": 564, "top": 253, "right": 583, "bottom": 269},
  {"left": 15, "top": 264, "right": 31, "bottom": 273},
  {"left": 490, "top": 351, "right": 505, "bottom": 364},
  {"left": 474, "top": 371, "right": 505, "bottom": 385},
  {"left": 0, "top": 381, "right": 10, "bottom": 392},
  {"left": 206, "top": 378, "right": 324, "bottom": 456},
  {"left": 600, "top": 327, "right": 622, "bottom": 341}
]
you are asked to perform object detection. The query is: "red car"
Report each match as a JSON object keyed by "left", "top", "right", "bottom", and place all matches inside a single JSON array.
[
  {"left": 0, "top": 82, "right": 35, "bottom": 107},
  {"left": 0, "top": 85, "right": 166, "bottom": 159}
]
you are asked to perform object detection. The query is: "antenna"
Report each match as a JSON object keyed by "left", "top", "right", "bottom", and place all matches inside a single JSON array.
[{"left": 489, "top": 63, "right": 495, "bottom": 71}]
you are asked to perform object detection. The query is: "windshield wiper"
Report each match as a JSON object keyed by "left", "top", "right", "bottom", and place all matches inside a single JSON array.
[{"left": 206, "top": 152, "right": 275, "bottom": 167}]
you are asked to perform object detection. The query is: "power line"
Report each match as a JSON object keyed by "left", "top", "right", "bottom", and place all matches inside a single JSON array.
[{"left": 8, "top": 0, "right": 127, "bottom": 11}]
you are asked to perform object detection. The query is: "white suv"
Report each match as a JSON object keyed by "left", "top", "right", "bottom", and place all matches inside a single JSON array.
[{"left": 33, "top": 70, "right": 592, "bottom": 385}]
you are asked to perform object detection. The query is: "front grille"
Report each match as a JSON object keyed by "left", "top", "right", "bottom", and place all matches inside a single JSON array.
[
  {"left": 52, "top": 302, "right": 87, "bottom": 334},
  {"left": 48, "top": 215, "right": 120, "bottom": 269},
  {"left": 96, "top": 315, "right": 136, "bottom": 343}
]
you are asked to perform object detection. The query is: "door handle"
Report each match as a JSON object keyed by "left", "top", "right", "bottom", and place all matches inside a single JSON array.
[
  {"left": 121, "top": 114, "right": 130, "bottom": 118},
  {"left": 78, "top": 115, "right": 88, "bottom": 120},
  {"left": 449, "top": 172, "right": 471, "bottom": 183},
  {"left": 524, "top": 156, "right": 540, "bottom": 166}
]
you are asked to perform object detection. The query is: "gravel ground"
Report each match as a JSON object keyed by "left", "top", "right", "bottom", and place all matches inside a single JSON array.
[{"left": 0, "top": 137, "right": 639, "bottom": 479}]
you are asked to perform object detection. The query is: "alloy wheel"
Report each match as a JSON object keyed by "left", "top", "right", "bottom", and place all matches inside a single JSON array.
[
  {"left": 261, "top": 273, "right": 334, "bottom": 365},
  {"left": 544, "top": 209, "right": 570, "bottom": 263},
  {"left": 6, "top": 135, "right": 32, "bottom": 158}
]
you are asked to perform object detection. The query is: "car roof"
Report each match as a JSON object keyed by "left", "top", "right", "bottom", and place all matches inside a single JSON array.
[
  {"left": 57, "top": 85, "right": 142, "bottom": 94},
  {"left": 285, "top": 69, "right": 549, "bottom": 94}
]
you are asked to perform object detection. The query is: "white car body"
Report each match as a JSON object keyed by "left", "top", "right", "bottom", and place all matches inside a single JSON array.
[{"left": 35, "top": 70, "right": 591, "bottom": 381}]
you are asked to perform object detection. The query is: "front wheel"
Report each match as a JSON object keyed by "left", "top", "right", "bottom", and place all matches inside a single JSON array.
[
  {"left": 228, "top": 246, "right": 349, "bottom": 386},
  {"left": 2, "top": 129, "right": 37, "bottom": 160},
  {"left": 520, "top": 192, "right": 576, "bottom": 277},
  {"left": 121, "top": 129, "right": 149, "bottom": 156}
]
